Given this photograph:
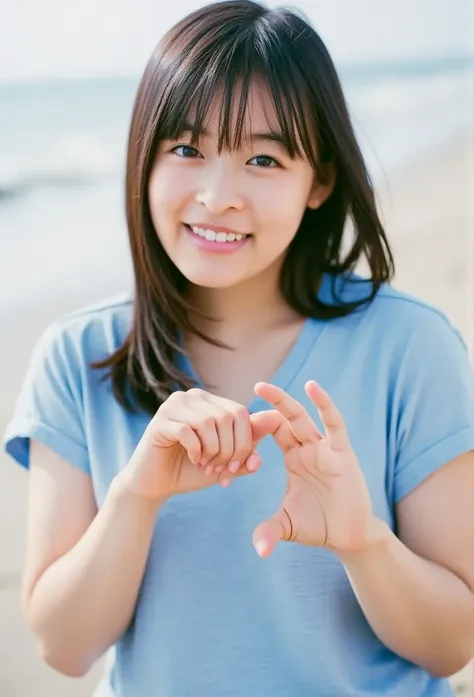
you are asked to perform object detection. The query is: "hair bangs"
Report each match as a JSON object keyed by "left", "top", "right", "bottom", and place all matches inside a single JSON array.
[{"left": 155, "top": 34, "right": 319, "bottom": 166}]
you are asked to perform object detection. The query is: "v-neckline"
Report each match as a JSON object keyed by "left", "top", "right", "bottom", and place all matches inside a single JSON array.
[{"left": 177, "top": 273, "right": 330, "bottom": 412}]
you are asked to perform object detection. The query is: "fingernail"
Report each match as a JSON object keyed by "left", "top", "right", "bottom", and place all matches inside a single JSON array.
[
  {"left": 247, "top": 454, "right": 260, "bottom": 472},
  {"left": 221, "top": 478, "right": 232, "bottom": 488},
  {"left": 254, "top": 540, "right": 267, "bottom": 557},
  {"left": 205, "top": 465, "right": 213, "bottom": 476},
  {"left": 215, "top": 465, "right": 225, "bottom": 474},
  {"left": 228, "top": 460, "right": 240, "bottom": 473}
]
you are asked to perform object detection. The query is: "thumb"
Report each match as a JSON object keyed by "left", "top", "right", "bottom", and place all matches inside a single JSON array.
[
  {"left": 249, "top": 409, "right": 282, "bottom": 444},
  {"left": 253, "top": 507, "right": 293, "bottom": 558}
]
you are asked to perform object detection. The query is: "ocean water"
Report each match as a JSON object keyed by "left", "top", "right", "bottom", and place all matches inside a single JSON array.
[{"left": 0, "top": 58, "right": 472, "bottom": 317}]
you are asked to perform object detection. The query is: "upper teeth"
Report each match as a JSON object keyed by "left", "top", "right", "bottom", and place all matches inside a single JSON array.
[{"left": 190, "top": 226, "right": 246, "bottom": 242}]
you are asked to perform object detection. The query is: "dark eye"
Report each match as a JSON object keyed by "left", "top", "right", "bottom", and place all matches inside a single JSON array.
[
  {"left": 171, "top": 145, "right": 201, "bottom": 158},
  {"left": 248, "top": 155, "right": 280, "bottom": 168}
]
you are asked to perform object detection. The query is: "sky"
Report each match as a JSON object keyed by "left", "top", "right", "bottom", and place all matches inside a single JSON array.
[{"left": 0, "top": 0, "right": 473, "bottom": 82}]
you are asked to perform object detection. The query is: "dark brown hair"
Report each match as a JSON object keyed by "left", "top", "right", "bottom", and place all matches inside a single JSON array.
[{"left": 93, "top": 0, "right": 395, "bottom": 414}]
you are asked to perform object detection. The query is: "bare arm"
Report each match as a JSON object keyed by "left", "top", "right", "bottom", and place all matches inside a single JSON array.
[
  {"left": 22, "top": 441, "right": 161, "bottom": 677},
  {"left": 21, "top": 395, "right": 276, "bottom": 678},
  {"left": 337, "top": 452, "right": 474, "bottom": 678}
]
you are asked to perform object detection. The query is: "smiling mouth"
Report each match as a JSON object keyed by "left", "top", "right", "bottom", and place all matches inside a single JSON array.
[{"left": 184, "top": 224, "right": 252, "bottom": 243}]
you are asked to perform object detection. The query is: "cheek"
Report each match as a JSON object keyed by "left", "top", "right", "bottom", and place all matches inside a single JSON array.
[
  {"left": 148, "top": 171, "right": 172, "bottom": 218},
  {"left": 148, "top": 165, "right": 190, "bottom": 222},
  {"left": 147, "top": 171, "right": 180, "bottom": 253},
  {"left": 257, "top": 180, "right": 310, "bottom": 240}
]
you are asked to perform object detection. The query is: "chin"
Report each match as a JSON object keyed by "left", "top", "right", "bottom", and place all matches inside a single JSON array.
[
  {"left": 178, "top": 263, "right": 247, "bottom": 289},
  {"left": 186, "top": 273, "right": 244, "bottom": 290}
]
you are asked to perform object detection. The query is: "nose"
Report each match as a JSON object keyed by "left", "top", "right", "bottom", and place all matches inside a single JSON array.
[{"left": 195, "top": 159, "right": 244, "bottom": 214}]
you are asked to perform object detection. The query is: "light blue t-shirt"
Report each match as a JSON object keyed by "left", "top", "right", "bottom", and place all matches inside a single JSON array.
[{"left": 4, "top": 272, "right": 474, "bottom": 697}]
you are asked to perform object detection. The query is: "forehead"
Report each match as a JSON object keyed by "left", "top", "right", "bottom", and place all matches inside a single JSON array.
[{"left": 188, "top": 78, "right": 281, "bottom": 138}]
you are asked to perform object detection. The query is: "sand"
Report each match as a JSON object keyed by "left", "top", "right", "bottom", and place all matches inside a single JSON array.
[{"left": 0, "top": 131, "right": 472, "bottom": 696}]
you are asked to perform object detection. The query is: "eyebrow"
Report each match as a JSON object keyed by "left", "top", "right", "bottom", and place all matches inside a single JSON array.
[{"left": 179, "top": 122, "right": 291, "bottom": 150}]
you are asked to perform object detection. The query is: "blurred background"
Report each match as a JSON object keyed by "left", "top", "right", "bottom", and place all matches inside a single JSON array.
[{"left": 0, "top": 1, "right": 473, "bottom": 695}]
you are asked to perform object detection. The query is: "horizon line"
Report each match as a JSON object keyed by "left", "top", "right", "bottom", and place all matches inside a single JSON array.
[{"left": 0, "top": 53, "right": 472, "bottom": 88}]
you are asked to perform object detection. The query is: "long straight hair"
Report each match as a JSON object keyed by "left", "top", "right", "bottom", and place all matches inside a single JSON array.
[{"left": 93, "top": 0, "right": 395, "bottom": 414}]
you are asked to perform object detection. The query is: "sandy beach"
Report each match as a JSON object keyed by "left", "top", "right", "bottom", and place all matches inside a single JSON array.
[{"left": 0, "top": 131, "right": 472, "bottom": 696}]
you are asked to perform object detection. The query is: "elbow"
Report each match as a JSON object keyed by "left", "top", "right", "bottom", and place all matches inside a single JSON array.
[
  {"left": 430, "top": 622, "right": 474, "bottom": 678},
  {"left": 429, "top": 663, "right": 471, "bottom": 680},
  {"left": 38, "top": 642, "right": 92, "bottom": 678},
  {"left": 22, "top": 595, "right": 93, "bottom": 678},
  {"left": 426, "top": 651, "right": 473, "bottom": 679}
]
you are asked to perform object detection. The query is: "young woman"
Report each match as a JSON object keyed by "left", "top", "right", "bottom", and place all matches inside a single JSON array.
[{"left": 4, "top": 2, "right": 474, "bottom": 696}]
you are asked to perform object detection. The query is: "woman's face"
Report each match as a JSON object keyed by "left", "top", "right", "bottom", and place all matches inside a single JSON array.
[{"left": 148, "top": 82, "right": 332, "bottom": 290}]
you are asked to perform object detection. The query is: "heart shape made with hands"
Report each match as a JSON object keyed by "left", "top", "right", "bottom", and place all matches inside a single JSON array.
[{"left": 248, "top": 380, "right": 375, "bottom": 558}]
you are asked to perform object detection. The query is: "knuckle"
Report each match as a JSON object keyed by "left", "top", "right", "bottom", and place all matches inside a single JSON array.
[
  {"left": 200, "top": 415, "right": 215, "bottom": 431},
  {"left": 219, "top": 445, "right": 233, "bottom": 461},
  {"left": 166, "top": 390, "right": 185, "bottom": 406},
  {"left": 207, "top": 443, "right": 220, "bottom": 459},
  {"left": 176, "top": 423, "right": 192, "bottom": 439},
  {"left": 233, "top": 440, "right": 252, "bottom": 459},
  {"left": 217, "top": 411, "right": 233, "bottom": 429},
  {"left": 232, "top": 404, "right": 249, "bottom": 421},
  {"left": 187, "top": 387, "right": 204, "bottom": 398}
]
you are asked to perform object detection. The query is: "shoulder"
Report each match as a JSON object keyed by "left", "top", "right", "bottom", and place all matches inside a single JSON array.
[
  {"left": 327, "top": 271, "right": 468, "bottom": 352},
  {"left": 374, "top": 284, "right": 470, "bottom": 376},
  {"left": 32, "top": 293, "right": 133, "bottom": 372},
  {"left": 374, "top": 283, "right": 463, "bottom": 340}
]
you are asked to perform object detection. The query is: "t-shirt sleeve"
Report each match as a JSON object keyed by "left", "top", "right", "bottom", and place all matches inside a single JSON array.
[
  {"left": 393, "top": 309, "right": 474, "bottom": 503},
  {"left": 3, "top": 322, "right": 90, "bottom": 474}
]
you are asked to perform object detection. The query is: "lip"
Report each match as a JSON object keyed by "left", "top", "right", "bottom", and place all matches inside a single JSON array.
[
  {"left": 183, "top": 223, "right": 250, "bottom": 254},
  {"left": 186, "top": 223, "right": 251, "bottom": 236}
]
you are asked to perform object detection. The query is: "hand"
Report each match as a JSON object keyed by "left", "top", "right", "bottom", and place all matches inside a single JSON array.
[
  {"left": 121, "top": 388, "right": 282, "bottom": 502},
  {"left": 252, "top": 380, "right": 375, "bottom": 557}
]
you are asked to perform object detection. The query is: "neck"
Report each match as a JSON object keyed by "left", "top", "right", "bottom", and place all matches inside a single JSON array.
[{"left": 188, "top": 262, "right": 298, "bottom": 344}]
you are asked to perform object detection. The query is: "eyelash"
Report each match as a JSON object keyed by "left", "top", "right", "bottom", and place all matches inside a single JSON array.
[{"left": 169, "top": 144, "right": 281, "bottom": 169}]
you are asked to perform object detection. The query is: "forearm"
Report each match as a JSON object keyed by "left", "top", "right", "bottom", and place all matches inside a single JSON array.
[
  {"left": 337, "top": 518, "right": 474, "bottom": 678},
  {"left": 25, "top": 473, "right": 162, "bottom": 676}
]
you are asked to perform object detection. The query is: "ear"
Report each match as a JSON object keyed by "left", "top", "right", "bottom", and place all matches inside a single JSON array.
[{"left": 307, "top": 162, "right": 336, "bottom": 210}]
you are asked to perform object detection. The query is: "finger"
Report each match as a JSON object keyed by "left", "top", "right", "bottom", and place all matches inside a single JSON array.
[
  {"left": 214, "top": 451, "right": 261, "bottom": 488},
  {"left": 201, "top": 394, "right": 253, "bottom": 474},
  {"left": 252, "top": 507, "right": 293, "bottom": 557},
  {"left": 218, "top": 451, "right": 262, "bottom": 488},
  {"left": 254, "top": 382, "right": 323, "bottom": 444},
  {"left": 305, "top": 381, "right": 348, "bottom": 451},
  {"left": 249, "top": 409, "right": 297, "bottom": 453},
  {"left": 189, "top": 398, "right": 235, "bottom": 469},
  {"left": 165, "top": 401, "right": 220, "bottom": 466},
  {"left": 249, "top": 409, "right": 281, "bottom": 444},
  {"left": 228, "top": 404, "right": 252, "bottom": 472},
  {"left": 156, "top": 419, "right": 202, "bottom": 464}
]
